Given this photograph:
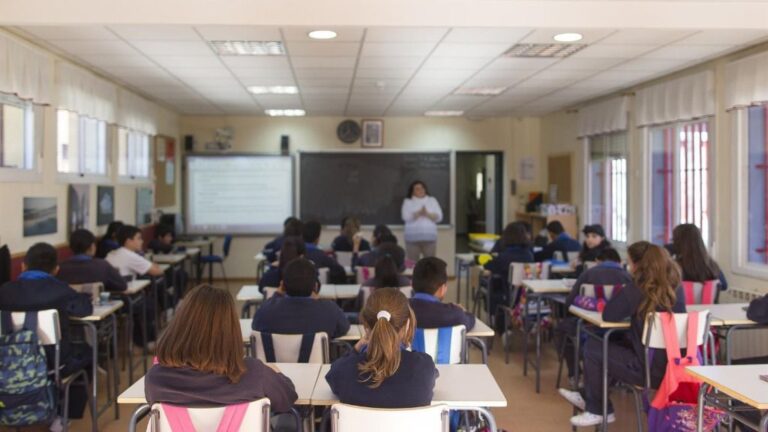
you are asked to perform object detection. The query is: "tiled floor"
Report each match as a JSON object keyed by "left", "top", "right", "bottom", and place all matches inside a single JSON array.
[{"left": 4, "top": 279, "right": 643, "bottom": 432}]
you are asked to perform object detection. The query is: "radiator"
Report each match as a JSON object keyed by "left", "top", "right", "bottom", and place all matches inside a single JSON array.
[{"left": 719, "top": 288, "right": 768, "bottom": 360}]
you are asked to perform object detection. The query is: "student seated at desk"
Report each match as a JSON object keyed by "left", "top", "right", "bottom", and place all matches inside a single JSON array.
[
  {"left": 576, "top": 224, "right": 611, "bottom": 275},
  {"left": 556, "top": 248, "right": 632, "bottom": 384},
  {"left": 0, "top": 243, "right": 93, "bottom": 419},
  {"left": 59, "top": 229, "right": 127, "bottom": 293},
  {"left": 147, "top": 224, "right": 175, "bottom": 254},
  {"left": 263, "top": 217, "right": 303, "bottom": 263},
  {"left": 96, "top": 220, "right": 123, "bottom": 259},
  {"left": 252, "top": 258, "right": 350, "bottom": 339},
  {"left": 671, "top": 223, "right": 728, "bottom": 293},
  {"left": 325, "top": 288, "right": 437, "bottom": 408},
  {"left": 361, "top": 246, "right": 410, "bottom": 288},
  {"left": 146, "top": 285, "right": 297, "bottom": 410},
  {"left": 357, "top": 230, "right": 406, "bottom": 269},
  {"left": 303, "top": 220, "right": 346, "bottom": 283},
  {"left": 559, "top": 242, "right": 686, "bottom": 427},
  {"left": 332, "top": 216, "right": 371, "bottom": 253},
  {"left": 259, "top": 236, "right": 304, "bottom": 292},
  {"left": 410, "top": 257, "right": 475, "bottom": 330},
  {"left": 534, "top": 221, "right": 581, "bottom": 262},
  {"left": 747, "top": 295, "right": 768, "bottom": 324},
  {"left": 106, "top": 225, "right": 164, "bottom": 279}
]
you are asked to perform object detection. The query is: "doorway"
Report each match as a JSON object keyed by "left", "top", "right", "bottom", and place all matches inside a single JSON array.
[{"left": 455, "top": 151, "right": 504, "bottom": 253}]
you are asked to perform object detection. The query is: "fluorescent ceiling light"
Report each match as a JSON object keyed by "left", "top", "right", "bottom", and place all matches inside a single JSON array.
[
  {"left": 553, "top": 32, "right": 583, "bottom": 42},
  {"left": 265, "top": 109, "right": 306, "bottom": 117},
  {"left": 247, "top": 86, "right": 299, "bottom": 95},
  {"left": 210, "top": 41, "right": 285, "bottom": 56},
  {"left": 424, "top": 110, "right": 464, "bottom": 117},
  {"left": 453, "top": 87, "right": 507, "bottom": 96},
  {"left": 504, "top": 43, "right": 586, "bottom": 58},
  {"left": 308, "top": 30, "right": 337, "bottom": 40}
]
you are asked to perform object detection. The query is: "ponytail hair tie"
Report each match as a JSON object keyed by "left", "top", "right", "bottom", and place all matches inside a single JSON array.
[{"left": 376, "top": 310, "right": 392, "bottom": 321}]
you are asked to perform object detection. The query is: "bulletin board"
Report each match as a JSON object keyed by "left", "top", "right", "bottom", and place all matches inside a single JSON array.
[{"left": 154, "top": 136, "right": 177, "bottom": 208}]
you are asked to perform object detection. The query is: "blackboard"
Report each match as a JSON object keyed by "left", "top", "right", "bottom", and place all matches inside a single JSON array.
[{"left": 299, "top": 152, "right": 451, "bottom": 226}]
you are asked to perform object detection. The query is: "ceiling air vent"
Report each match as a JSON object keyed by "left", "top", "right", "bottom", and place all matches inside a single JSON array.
[
  {"left": 503, "top": 43, "right": 586, "bottom": 58},
  {"left": 209, "top": 41, "right": 285, "bottom": 56}
]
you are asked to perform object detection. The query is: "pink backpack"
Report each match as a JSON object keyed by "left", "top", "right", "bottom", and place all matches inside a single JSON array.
[
  {"left": 157, "top": 404, "right": 248, "bottom": 432},
  {"left": 681, "top": 281, "right": 716, "bottom": 305}
]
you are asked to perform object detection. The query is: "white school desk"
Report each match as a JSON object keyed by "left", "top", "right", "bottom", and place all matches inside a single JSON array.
[
  {"left": 521, "top": 279, "right": 573, "bottom": 393},
  {"left": 240, "top": 320, "right": 363, "bottom": 343},
  {"left": 686, "top": 365, "right": 768, "bottom": 432},
  {"left": 151, "top": 253, "right": 187, "bottom": 265},
  {"left": 333, "top": 284, "right": 360, "bottom": 300},
  {"left": 688, "top": 303, "right": 766, "bottom": 364},
  {"left": 118, "top": 280, "right": 151, "bottom": 383}
]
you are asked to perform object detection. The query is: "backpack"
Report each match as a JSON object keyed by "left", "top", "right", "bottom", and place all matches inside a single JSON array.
[
  {"left": 0, "top": 311, "right": 56, "bottom": 426},
  {"left": 150, "top": 403, "right": 249, "bottom": 432}
]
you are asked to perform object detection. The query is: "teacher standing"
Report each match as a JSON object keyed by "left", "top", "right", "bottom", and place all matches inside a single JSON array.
[{"left": 401, "top": 180, "right": 443, "bottom": 261}]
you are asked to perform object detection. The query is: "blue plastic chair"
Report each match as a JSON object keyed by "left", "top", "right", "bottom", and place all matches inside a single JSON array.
[{"left": 200, "top": 235, "right": 233, "bottom": 287}]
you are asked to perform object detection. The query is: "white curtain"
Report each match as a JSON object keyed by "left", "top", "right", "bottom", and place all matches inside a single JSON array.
[
  {"left": 577, "top": 96, "right": 629, "bottom": 137},
  {"left": 56, "top": 62, "right": 117, "bottom": 123},
  {"left": 0, "top": 32, "right": 53, "bottom": 104},
  {"left": 725, "top": 50, "right": 768, "bottom": 110},
  {"left": 635, "top": 70, "right": 715, "bottom": 127},
  {"left": 117, "top": 89, "right": 178, "bottom": 137}
]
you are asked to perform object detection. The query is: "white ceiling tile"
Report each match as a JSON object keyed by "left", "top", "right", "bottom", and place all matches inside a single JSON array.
[
  {"left": 153, "top": 56, "right": 222, "bottom": 68},
  {"left": 611, "top": 58, "right": 689, "bottom": 72},
  {"left": 399, "top": 87, "right": 451, "bottom": 98},
  {"left": 19, "top": 25, "right": 117, "bottom": 40},
  {"left": 171, "top": 68, "right": 233, "bottom": 79},
  {"left": 443, "top": 28, "right": 530, "bottom": 44},
  {"left": 179, "top": 77, "right": 242, "bottom": 87},
  {"left": 252, "top": 94, "right": 302, "bottom": 108},
  {"left": 297, "top": 78, "right": 352, "bottom": 87},
  {"left": 286, "top": 41, "right": 360, "bottom": 56},
  {"left": 586, "top": 70, "right": 650, "bottom": 83},
  {"left": 351, "top": 84, "right": 404, "bottom": 95},
  {"left": 195, "top": 26, "right": 281, "bottom": 41},
  {"left": 430, "top": 95, "right": 488, "bottom": 110},
  {"left": 116, "top": 73, "right": 180, "bottom": 87},
  {"left": 79, "top": 54, "right": 157, "bottom": 68},
  {"left": 569, "top": 44, "right": 657, "bottom": 59},
  {"left": 294, "top": 68, "right": 354, "bottom": 79},
  {"left": 419, "top": 56, "right": 490, "bottom": 70},
  {"left": 355, "top": 68, "right": 415, "bottom": 79},
  {"left": 407, "top": 77, "right": 462, "bottom": 88},
  {"left": 361, "top": 42, "right": 436, "bottom": 57},
  {"left": 484, "top": 57, "right": 558, "bottom": 71},
  {"left": 599, "top": 29, "right": 698, "bottom": 45},
  {"left": 523, "top": 68, "right": 593, "bottom": 81},
  {"left": 520, "top": 29, "right": 614, "bottom": 45},
  {"left": 301, "top": 87, "right": 349, "bottom": 96},
  {"left": 357, "top": 56, "right": 423, "bottom": 69},
  {"left": 291, "top": 56, "right": 357, "bottom": 68},
  {"left": 461, "top": 75, "right": 519, "bottom": 88},
  {"left": 642, "top": 44, "right": 734, "bottom": 60},
  {"left": 221, "top": 56, "right": 290, "bottom": 69},
  {"left": 354, "top": 78, "right": 407, "bottom": 88},
  {"left": 471, "top": 68, "right": 534, "bottom": 82},
  {"left": 365, "top": 27, "right": 448, "bottom": 42},
  {"left": 514, "top": 78, "right": 569, "bottom": 90},
  {"left": 569, "top": 78, "right": 626, "bottom": 90},
  {"left": 230, "top": 67, "right": 293, "bottom": 80},
  {"left": 110, "top": 25, "right": 200, "bottom": 41},
  {"left": 551, "top": 57, "right": 624, "bottom": 70},
  {"left": 282, "top": 27, "right": 364, "bottom": 42},
  {"left": 678, "top": 29, "right": 768, "bottom": 46},
  {"left": 413, "top": 69, "right": 476, "bottom": 80},
  {"left": 431, "top": 43, "right": 510, "bottom": 58},
  {"left": 131, "top": 41, "right": 213, "bottom": 56},
  {"left": 46, "top": 40, "right": 136, "bottom": 56}
]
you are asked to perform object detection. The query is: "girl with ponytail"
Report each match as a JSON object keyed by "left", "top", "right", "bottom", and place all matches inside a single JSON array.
[
  {"left": 325, "top": 288, "right": 438, "bottom": 408},
  {"left": 560, "top": 242, "right": 687, "bottom": 428}
]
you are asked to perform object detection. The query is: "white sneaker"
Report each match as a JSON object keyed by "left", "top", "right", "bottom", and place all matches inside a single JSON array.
[
  {"left": 49, "top": 416, "right": 65, "bottom": 432},
  {"left": 570, "top": 411, "right": 616, "bottom": 427},
  {"left": 558, "top": 388, "right": 586, "bottom": 411}
]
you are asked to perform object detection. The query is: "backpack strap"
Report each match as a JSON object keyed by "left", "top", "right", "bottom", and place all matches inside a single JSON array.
[
  {"left": 297, "top": 333, "right": 315, "bottom": 363},
  {"left": 412, "top": 328, "right": 426, "bottom": 354},
  {"left": 161, "top": 404, "right": 197, "bottom": 432},
  {"left": 659, "top": 312, "right": 683, "bottom": 363},
  {"left": 685, "top": 312, "right": 701, "bottom": 366},
  {"left": 595, "top": 285, "right": 605, "bottom": 300},
  {"left": 1, "top": 311, "right": 13, "bottom": 335},
  {"left": 682, "top": 281, "right": 695, "bottom": 304},
  {"left": 435, "top": 327, "right": 452, "bottom": 364},
  {"left": 260, "top": 333, "right": 276, "bottom": 363},
  {"left": 215, "top": 403, "right": 249, "bottom": 432},
  {"left": 701, "top": 281, "right": 715, "bottom": 305},
  {"left": 22, "top": 312, "right": 38, "bottom": 333}
]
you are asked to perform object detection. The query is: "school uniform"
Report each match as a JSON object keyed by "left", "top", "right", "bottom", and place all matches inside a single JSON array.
[
  {"left": 258, "top": 267, "right": 282, "bottom": 292},
  {"left": 410, "top": 292, "right": 475, "bottom": 330},
  {"left": 483, "top": 245, "right": 534, "bottom": 329},
  {"left": 331, "top": 235, "right": 371, "bottom": 253},
  {"left": 747, "top": 295, "right": 768, "bottom": 324},
  {"left": 361, "top": 275, "right": 412, "bottom": 288},
  {"left": 58, "top": 254, "right": 128, "bottom": 293},
  {"left": 356, "top": 244, "right": 407, "bottom": 270},
  {"left": 96, "top": 238, "right": 119, "bottom": 259},
  {"left": 575, "top": 240, "right": 611, "bottom": 275},
  {"left": 581, "top": 282, "right": 686, "bottom": 415},
  {"left": 534, "top": 233, "right": 581, "bottom": 262},
  {"left": 106, "top": 247, "right": 153, "bottom": 278},
  {"left": 251, "top": 294, "right": 350, "bottom": 339},
  {"left": 145, "top": 357, "right": 298, "bottom": 412},
  {"left": 325, "top": 349, "right": 438, "bottom": 408},
  {"left": 304, "top": 243, "right": 346, "bottom": 284},
  {"left": 263, "top": 235, "right": 284, "bottom": 263}
]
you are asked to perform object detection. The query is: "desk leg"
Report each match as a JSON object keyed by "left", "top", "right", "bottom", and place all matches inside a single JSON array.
[
  {"left": 523, "top": 291, "right": 530, "bottom": 378},
  {"left": 454, "top": 257, "right": 461, "bottom": 307},
  {"left": 141, "top": 292, "right": 148, "bottom": 375},
  {"left": 128, "top": 404, "right": 151, "bottom": 432},
  {"left": 602, "top": 328, "right": 618, "bottom": 431},
  {"left": 110, "top": 314, "right": 120, "bottom": 420},
  {"left": 465, "top": 264, "right": 471, "bottom": 307},
  {"left": 82, "top": 322, "right": 99, "bottom": 426},
  {"left": 573, "top": 318, "right": 582, "bottom": 391},
  {"left": 535, "top": 293, "right": 542, "bottom": 394},
  {"left": 124, "top": 297, "right": 135, "bottom": 385},
  {"left": 697, "top": 382, "right": 708, "bottom": 432}
]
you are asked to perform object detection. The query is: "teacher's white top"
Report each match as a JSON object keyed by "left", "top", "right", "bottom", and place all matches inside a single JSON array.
[{"left": 401, "top": 196, "right": 443, "bottom": 242}]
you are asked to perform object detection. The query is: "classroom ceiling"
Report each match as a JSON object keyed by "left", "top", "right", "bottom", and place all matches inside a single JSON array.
[{"left": 10, "top": 25, "right": 768, "bottom": 117}]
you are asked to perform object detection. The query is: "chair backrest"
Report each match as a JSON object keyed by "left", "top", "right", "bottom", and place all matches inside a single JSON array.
[
  {"left": 579, "top": 283, "right": 623, "bottom": 301},
  {"left": 148, "top": 399, "right": 270, "bottom": 432},
  {"left": 222, "top": 235, "right": 233, "bottom": 258},
  {"left": 412, "top": 325, "right": 466, "bottom": 364},
  {"left": 250, "top": 331, "right": 329, "bottom": 363},
  {"left": 681, "top": 280, "right": 720, "bottom": 305},
  {"left": 358, "top": 286, "right": 413, "bottom": 307},
  {"left": 335, "top": 251, "right": 354, "bottom": 267},
  {"left": 566, "top": 251, "right": 580, "bottom": 264},
  {"left": 1, "top": 310, "right": 60, "bottom": 346},
  {"left": 318, "top": 267, "right": 329, "bottom": 284},
  {"left": 355, "top": 266, "right": 375, "bottom": 284},
  {"left": 263, "top": 287, "right": 278, "bottom": 300},
  {"left": 584, "top": 261, "right": 598, "bottom": 270},
  {"left": 69, "top": 282, "right": 104, "bottom": 304},
  {"left": 508, "top": 262, "right": 550, "bottom": 287},
  {"left": 330, "top": 403, "right": 449, "bottom": 432},
  {"left": 642, "top": 311, "right": 710, "bottom": 350}
]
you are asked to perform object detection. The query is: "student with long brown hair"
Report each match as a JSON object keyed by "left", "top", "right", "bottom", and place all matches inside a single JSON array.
[
  {"left": 325, "top": 288, "right": 437, "bottom": 408},
  {"left": 671, "top": 223, "right": 728, "bottom": 291},
  {"left": 145, "top": 285, "right": 297, "bottom": 411},
  {"left": 559, "top": 242, "right": 686, "bottom": 427}
]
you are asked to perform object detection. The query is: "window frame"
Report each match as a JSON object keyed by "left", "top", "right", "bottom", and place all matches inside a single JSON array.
[
  {"left": 56, "top": 108, "right": 110, "bottom": 183},
  {"left": 116, "top": 126, "right": 152, "bottom": 185},
  {"left": 584, "top": 130, "right": 629, "bottom": 245},
  {"left": 0, "top": 93, "right": 40, "bottom": 183}
]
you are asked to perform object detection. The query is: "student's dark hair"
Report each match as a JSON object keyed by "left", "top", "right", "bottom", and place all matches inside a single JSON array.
[
  {"left": 412, "top": 257, "right": 448, "bottom": 295},
  {"left": 372, "top": 224, "right": 392, "bottom": 246},
  {"left": 596, "top": 247, "right": 621, "bottom": 263},
  {"left": 501, "top": 222, "right": 530, "bottom": 248},
  {"left": 283, "top": 218, "right": 304, "bottom": 237},
  {"left": 406, "top": 180, "right": 428, "bottom": 198},
  {"left": 627, "top": 241, "right": 680, "bottom": 322},
  {"left": 278, "top": 236, "right": 305, "bottom": 270},
  {"left": 156, "top": 285, "right": 246, "bottom": 383},
  {"left": 341, "top": 216, "right": 361, "bottom": 239},
  {"left": 373, "top": 255, "right": 401, "bottom": 288},
  {"left": 283, "top": 216, "right": 299, "bottom": 226},
  {"left": 70, "top": 229, "right": 96, "bottom": 255},
  {"left": 25, "top": 243, "right": 58, "bottom": 274},
  {"left": 377, "top": 242, "right": 405, "bottom": 271},
  {"left": 283, "top": 258, "right": 318, "bottom": 297},
  {"left": 116, "top": 225, "right": 142, "bottom": 246},
  {"left": 671, "top": 224, "right": 720, "bottom": 282},
  {"left": 546, "top": 221, "right": 565, "bottom": 235},
  {"left": 377, "top": 233, "right": 398, "bottom": 246},
  {"left": 358, "top": 288, "right": 415, "bottom": 388},
  {"left": 302, "top": 220, "right": 322, "bottom": 243},
  {"left": 104, "top": 221, "right": 124, "bottom": 241},
  {"left": 155, "top": 224, "right": 174, "bottom": 239}
]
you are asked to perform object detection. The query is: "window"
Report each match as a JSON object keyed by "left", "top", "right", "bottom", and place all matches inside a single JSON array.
[
  {"left": 0, "top": 94, "right": 35, "bottom": 171},
  {"left": 117, "top": 127, "right": 150, "bottom": 179},
  {"left": 649, "top": 119, "right": 712, "bottom": 245},
  {"left": 587, "top": 132, "right": 628, "bottom": 242},
  {"left": 57, "top": 109, "right": 107, "bottom": 176},
  {"left": 747, "top": 105, "right": 767, "bottom": 265}
]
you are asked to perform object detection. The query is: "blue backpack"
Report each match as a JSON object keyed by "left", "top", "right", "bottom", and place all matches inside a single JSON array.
[{"left": 0, "top": 311, "right": 56, "bottom": 426}]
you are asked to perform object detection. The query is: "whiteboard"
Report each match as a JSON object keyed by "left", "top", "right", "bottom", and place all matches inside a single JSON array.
[{"left": 184, "top": 155, "right": 293, "bottom": 234}]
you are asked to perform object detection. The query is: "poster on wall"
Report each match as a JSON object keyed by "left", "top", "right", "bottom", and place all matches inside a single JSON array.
[
  {"left": 520, "top": 156, "right": 536, "bottom": 182},
  {"left": 23, "top": 197, "right": 58, "bottom": 237},
  {"left": 136, "top": 187, "right": 154, "bottom": 225},
  {"left": 67, "top": 184, "right": 90, "bottom": 233},
  {"left": 97, "top": 186, "right": 115, "bottom": 226}
]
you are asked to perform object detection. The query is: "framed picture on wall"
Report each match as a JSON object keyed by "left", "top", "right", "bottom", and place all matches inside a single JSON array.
[
  {"left": 23, "top": 197, "right": 57, "bottom": 237},
  {"left": 67, "top": 184, "right": 90, "bottom": 234},
  {"left": 361, "top": 119, "right": 384, "bottom": 148},
  {"left": 136, "top": 187, "right": 154, "bottom": 226},
  {"left": 97, "top": 186, "right": 115, "bottom": 226}
]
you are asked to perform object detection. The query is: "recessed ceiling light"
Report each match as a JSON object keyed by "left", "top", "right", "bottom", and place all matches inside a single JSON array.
[
  {"left": 265, "top": 109, "right": 306, "bottom": 117},
  {"left": 308, "top": 30, "right": 337, "bottom": 40},
  {"left": 210, "top": 41, "right": 285, "bottom": 56},
  {"left": 247, "top": 86, "right": 299, "bottom": 95},
  {"left": 553, "top": 32, "right": 583, "bottom": 43},
  {"left": 424, "top": 110, "right": 464, "bottom": 117},
  {"left": 504, "top": 43, "right": 587, "bottom": 58},
  {"left": 453, "top": 87, "right": 507, "bottom": 96}
]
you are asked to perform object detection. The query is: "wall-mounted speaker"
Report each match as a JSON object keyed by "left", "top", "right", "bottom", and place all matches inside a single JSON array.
[
  {"left": 280, "top": 135, "right": 289, "bottom": 155},
  {"left": 184, "top": 135, "right": 194, "bottom": 152}
]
